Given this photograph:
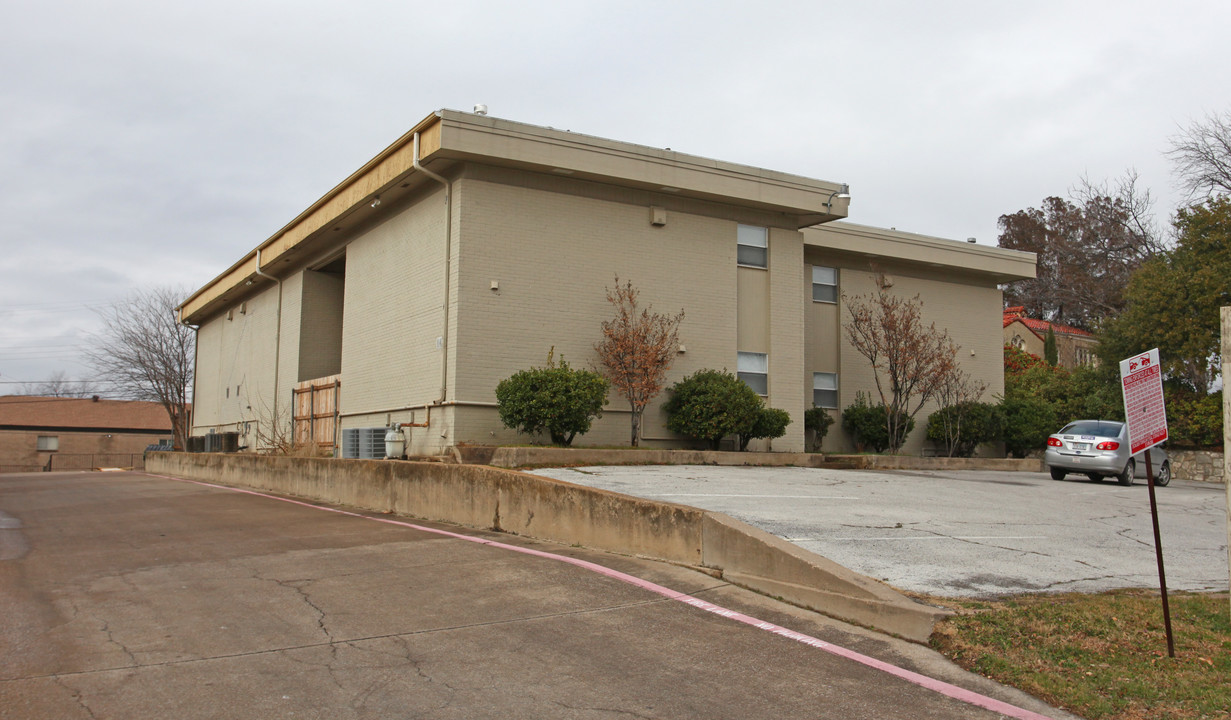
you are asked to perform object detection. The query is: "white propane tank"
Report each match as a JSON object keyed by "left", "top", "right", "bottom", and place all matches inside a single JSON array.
[{"left": 384, "top": 426, "right": 405, "bottom": 459}]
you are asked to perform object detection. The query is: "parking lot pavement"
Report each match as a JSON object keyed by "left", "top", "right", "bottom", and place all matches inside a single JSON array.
[
  {"left": 533, "top": 465, "right": 1231, "bottom": 598},
  {"left": 1, "top": 471, "right": 1077, "bottom": 720}
]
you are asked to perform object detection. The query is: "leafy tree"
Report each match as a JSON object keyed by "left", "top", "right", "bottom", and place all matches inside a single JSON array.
[
  {"left": 663, "top": 369, "right": 762, "bottom": 450},
  {"left": 1002, "top": 344, "right": 1048, "bottom": 375},
  {"left": 1043, "top": 326, "right": 1058, "bottom": 366},
  {"left": 594, "top": 277, "right": 684, "bottom": 447},
  {"left": 87, "top": 286, "right": 194, "bottom": 449},
  {"left": 843, "top": 272, "right": 956, "bottom": 452},
  {"left": 1165, "top": 387, "right": 1222, "bottom": 448},
  {"left": 1097, "top": 197, "right": 1231, "bottom": 395},
  {"left": 495, "top": 353, "right": 609, "bottom": 446},
  {"left": 739, "top": 407, "right": 792, "bottom": 451},
  {"left": 1166, "top": 109, "right": 1231, "bottom": 199},
  {"left": 998, "top": 175, "right": 1165, "bottom": 331},
  {"left": 803, "top": 407, "right": 835, "bottom": 453}
]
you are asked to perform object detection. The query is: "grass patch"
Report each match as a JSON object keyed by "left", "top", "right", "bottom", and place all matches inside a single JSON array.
[{"left": 930, "top": 590, "right": 1231, "bottom": 719}]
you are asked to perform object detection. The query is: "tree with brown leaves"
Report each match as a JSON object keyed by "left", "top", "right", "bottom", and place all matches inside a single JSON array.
[
  {"left": 843, "top": 273, "right": 957, "bottom": 453},
  {"left": 594, "top": 278, "right": 684, "bottom": 447}
]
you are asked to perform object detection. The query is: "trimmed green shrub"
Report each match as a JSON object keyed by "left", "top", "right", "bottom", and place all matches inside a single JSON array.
[
  {"left": 804, "top": 406, "right": 835, "bottom": 452},
  {"left": 925, "top": 401, "right": 1002, "bottom": 457},
  {"left": 842, "top": 392, "right": 913, "bottom": 453},
  {"left": 495, "top": 358, "right": 609, "bottom": 446},
  {"left": 664, "top": 369, "right": 763, "bottom": 450},
  {"left": 739, "top": 407, "right": 792, "bottom": 451},
  {"left": 1000, "top": 396, "right": 1057, "bottom": 458}
]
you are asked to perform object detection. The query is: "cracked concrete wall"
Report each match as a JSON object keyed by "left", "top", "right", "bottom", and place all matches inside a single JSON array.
[{"left": 146, "top": 451, "right": 944, "bottom": 642}]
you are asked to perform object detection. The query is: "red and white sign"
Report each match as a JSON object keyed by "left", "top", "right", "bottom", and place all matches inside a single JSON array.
[{"left": 1119, "top": 348, "right": 1168, "bottom": 455}]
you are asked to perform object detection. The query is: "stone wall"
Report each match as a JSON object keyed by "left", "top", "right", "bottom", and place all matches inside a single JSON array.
[{"left": 1168, "top": 449, "right": 1225, "bottom": 484}]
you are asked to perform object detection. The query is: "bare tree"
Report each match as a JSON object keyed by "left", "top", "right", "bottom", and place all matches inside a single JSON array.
[
  {"left": 87, "top": 287, "right": 194, "bottom": 449},
  {"left": 998, "top": 172, "right": 1167, "bottom": 330},
  {"left": 1166, "top": 110, "right": 1231, "bottom": 199},
  {"left": 594, "top": 277, "right": 684, "bottom": 447},
  {"left": 843, "top": 272, "right": 957, "bottom": 453},
  {"left": 20, "top": 370, "right": 100, "bottom": 398}
]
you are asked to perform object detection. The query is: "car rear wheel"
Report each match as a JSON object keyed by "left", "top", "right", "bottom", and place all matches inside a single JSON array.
[
  {"left": 1154, "top": 460, "right": 1171, "bottom": 487},
  {"left": 1049, "top": 467, "right": 1067, "bottom": 481},
  {"left": 1117, "top": 460, "right": 1135, "bottom": 486}
]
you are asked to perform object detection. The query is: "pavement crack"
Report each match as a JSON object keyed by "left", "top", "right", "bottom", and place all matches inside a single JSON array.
[{"left": 52, "top": 674, "right": 98, "bottom": 720}]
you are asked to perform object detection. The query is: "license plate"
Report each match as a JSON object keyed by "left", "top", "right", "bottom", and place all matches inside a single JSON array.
[{"left": 1073, "top": 443, "right": 1091, "bottom": 451}]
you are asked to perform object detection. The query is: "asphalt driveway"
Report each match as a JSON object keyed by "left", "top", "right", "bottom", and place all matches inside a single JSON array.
[
  {"left": 1, "top": 470, "right": 1077, "bottom": 720},
  {"left": 533, "top": 465, "right": 1230, "bottom": 598}
]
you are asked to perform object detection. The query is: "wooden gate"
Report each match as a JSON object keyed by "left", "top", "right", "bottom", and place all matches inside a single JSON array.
[{"left": 293, "top": 375, "right": 340, "bottom": 450}]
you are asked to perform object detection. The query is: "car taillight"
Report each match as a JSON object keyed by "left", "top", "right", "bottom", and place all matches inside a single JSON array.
[
  {"left": 1096, "top": 441, "right": 1120, "bottom": 451},
  {"left": 1047, "top": 437, "right": 1063, "bottom": 447}
]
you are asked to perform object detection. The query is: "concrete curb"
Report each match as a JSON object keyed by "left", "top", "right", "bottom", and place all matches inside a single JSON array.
[{"left": 146, "top": 452, "right": 947, "bottom": 642}]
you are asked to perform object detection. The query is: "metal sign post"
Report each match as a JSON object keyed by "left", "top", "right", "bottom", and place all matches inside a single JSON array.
[{"left": 1119, "top": 348, "right": 1175, "bottom": 658}]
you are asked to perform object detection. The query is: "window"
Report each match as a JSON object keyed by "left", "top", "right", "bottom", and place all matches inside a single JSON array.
[
  {"left": 738, "top": 352, "right": 768, "bottom": 395},
  {"left": 812, "top": 266, "right": 838, "bottom": 303},
  {"left": 37, "top": 436, "right": 59, "bottom": 451},
  {"left": 813, "top": 372, "right": 838, "bottom": 408},
  {"left": 737, "top": 225, "right": 768, "bottom": 268}
]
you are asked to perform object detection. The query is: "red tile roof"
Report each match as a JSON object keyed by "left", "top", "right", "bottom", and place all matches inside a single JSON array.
[
  {"left": 0, "top": 396, "right": 174, "bottom": 432},
  {"left": 1003, "top": 307, "right": 1093, "bottom": 338}
]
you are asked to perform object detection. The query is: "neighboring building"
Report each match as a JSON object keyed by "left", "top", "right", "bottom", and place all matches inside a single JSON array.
[
  {"left": 0, "top": 396, "right": 174, "bottom": 473},
  {"left": 1003, "top": 307, "right": 1098, "bottom": 368},
  {"left": 179, "top": 109, "right": 1036, "bottom": 456}
]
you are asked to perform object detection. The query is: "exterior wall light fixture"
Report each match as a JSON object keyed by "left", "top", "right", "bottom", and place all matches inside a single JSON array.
[{"left": 825, "top": 184, "right": 851, "bottom": 209}]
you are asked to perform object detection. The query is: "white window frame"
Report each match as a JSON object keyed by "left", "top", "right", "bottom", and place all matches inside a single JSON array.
[
  {"left": 813, "top": 372, "right": 838, "bottom": 409},
  {"left": 738, "top": 352, "right": 769, "bottom": 396},
  {"left": 37, "top": 435, "right": 59, "bottom": 451},
  {"left": 737, "top": 225, "right": 768, "bottom": 269},
  {"left": 811, "top": 265, "right": 838, "bottom": 303}
]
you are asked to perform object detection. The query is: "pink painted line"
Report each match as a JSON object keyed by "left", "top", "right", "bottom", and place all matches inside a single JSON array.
[{"left": 144, "top": 473, "right": 1055, "bottom": 720}]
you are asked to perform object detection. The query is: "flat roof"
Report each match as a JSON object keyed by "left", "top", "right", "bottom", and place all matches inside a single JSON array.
[
  {"left": 804, "top": 222, "right": 1037, "bottom": 284},
  {"left": 179, "top": 109, "right": 852, "bottom": 324}
]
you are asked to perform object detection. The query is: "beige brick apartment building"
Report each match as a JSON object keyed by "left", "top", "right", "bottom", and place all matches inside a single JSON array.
[{"left": 179, "top": 109, "right": 1036, "bottom": 455}]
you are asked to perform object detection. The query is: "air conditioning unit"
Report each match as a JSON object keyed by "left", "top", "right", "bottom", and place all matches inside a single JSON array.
[{"left": 340, "top": 428, "right": 386, "bottom": 459}]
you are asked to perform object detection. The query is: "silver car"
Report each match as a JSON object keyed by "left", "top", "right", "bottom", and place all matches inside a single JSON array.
[{"left": 1045, "top": 419, "right": 1171, "bottom": 486}]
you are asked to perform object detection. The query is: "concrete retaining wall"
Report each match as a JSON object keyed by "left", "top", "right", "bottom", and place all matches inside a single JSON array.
[
  {"left": 476, "top": 446, "right": 838, "bottom": 469},
  {"left": 147, "top": 451, "right": 946, "bottom": 642}
]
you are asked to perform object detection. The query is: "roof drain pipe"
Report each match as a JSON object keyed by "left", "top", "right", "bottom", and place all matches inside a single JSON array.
[
  {"left": 414, "top": 131, "right": 453, "bottom": 426},
  {"left": 254, "top": 247, "right": 284, "bottom": 444}
]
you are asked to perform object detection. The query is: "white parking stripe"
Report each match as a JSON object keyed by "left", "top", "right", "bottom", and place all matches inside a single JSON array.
[
  {"left": 798, "top": 536, "right": 1049, "bottom": 542},
  {"left": 656, "top": 494, "right": 860, "bottom": 500}
]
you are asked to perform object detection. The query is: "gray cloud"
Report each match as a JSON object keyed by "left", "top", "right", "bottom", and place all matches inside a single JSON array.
[{"left": 2, "top": 0, "right": 1228, "bottom": 387}]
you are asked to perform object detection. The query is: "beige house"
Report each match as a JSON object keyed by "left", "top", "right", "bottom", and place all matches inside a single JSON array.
[
  {"left": 1003, "top": 307, "right": 1099, "bottom": 368},
  {"left": 179, "top": 109, "right": 1036, "bottom": 456}
]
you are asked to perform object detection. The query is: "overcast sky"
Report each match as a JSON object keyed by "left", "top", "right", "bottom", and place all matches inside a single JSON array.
[{"left": 2, "top": 0, "right": 1228, "bottom": 392}]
